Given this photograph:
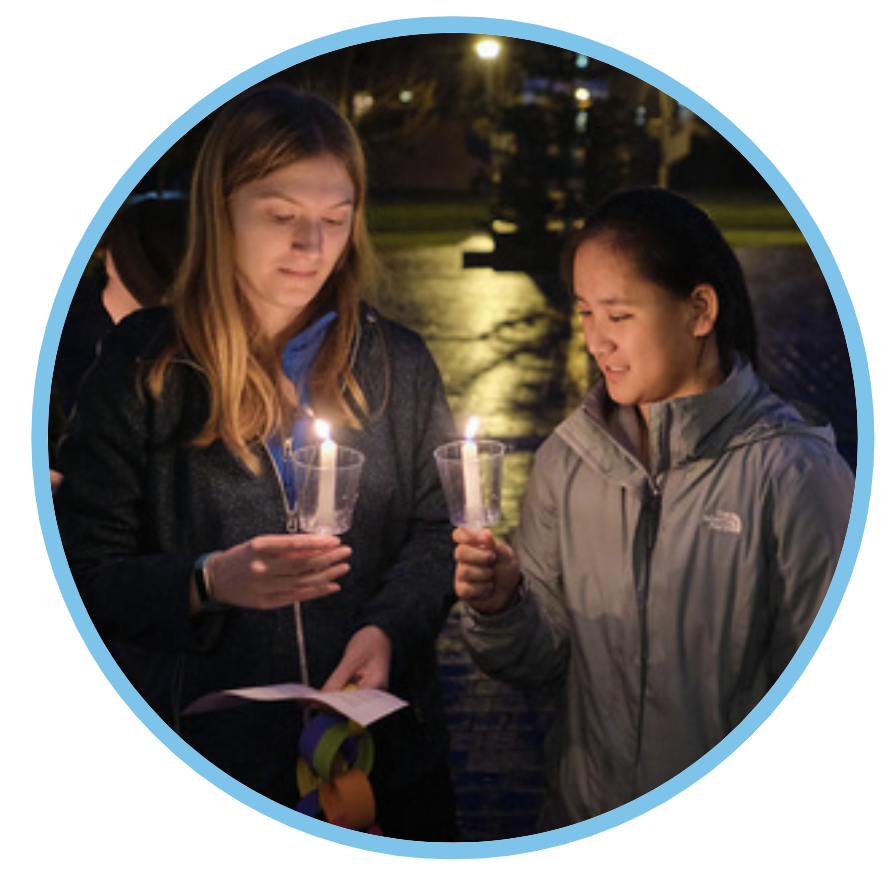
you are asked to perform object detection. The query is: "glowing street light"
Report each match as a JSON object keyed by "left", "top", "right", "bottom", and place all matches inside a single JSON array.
[
  {"left": 473, "top": 38, "right": 504, "bottom": 192},
  {"left": 475, "top": 38, "right": 501, "bottom": 60}
]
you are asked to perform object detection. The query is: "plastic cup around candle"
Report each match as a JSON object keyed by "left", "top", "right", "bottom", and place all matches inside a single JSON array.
[
  {"left": 433, "top": 439, "right": 506, "bottom": 528},
  {"left": 291, "top": 445, "right": 365, "bottom": 535}
]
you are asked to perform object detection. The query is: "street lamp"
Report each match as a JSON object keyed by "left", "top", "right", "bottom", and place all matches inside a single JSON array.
[
  {"left": 472, "top": 38, "right": 504, "bottom": 203},
  {"left": 475, "top": 38, "right": 501, "bottom": 60},
  {"left": 474, "top": 38, "right": 502, "bottom": 118}
]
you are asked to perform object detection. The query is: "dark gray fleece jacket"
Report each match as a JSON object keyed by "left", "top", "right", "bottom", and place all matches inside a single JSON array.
[{"left": 56, "top": 304, "right": 458, "bottom": 808}]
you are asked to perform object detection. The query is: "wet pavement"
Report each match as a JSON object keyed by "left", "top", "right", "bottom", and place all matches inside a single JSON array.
[
  {"left": 379, "top": 234, "right": 583, "bottom": 536},
  {"left": 376, "top": 235, "right": 858, "bottom": 841}
]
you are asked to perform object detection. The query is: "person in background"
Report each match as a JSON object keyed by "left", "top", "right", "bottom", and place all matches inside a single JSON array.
[
  {"left": 50, "top": 194, "right": 188, "bottom": 487},
  {"left": 54, "top": 86, "right": 459, "bottom": 840},
  {"left": 453, "top": 187, "right": 854, "bottom": 831}
]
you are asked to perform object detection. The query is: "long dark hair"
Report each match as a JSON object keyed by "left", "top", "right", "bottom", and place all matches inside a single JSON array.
[{"left": 565, "top": 187, "right": 757, "bottom": 371}]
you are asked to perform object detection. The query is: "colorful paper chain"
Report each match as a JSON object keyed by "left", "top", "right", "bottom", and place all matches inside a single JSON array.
[{"left": 296, "top": 712, "right": 382, "bottom": 834}]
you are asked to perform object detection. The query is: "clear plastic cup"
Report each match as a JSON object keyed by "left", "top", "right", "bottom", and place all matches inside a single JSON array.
[
  {"left": 434, "top": 439, "right": 506, "bottom": 528},
  {"left": 290, "top": 445, "right": 365, "bottom": 535}
]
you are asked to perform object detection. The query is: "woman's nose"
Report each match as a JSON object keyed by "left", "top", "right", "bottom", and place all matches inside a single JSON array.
[
  {"left": 586, "top": 324, "right": 613, "bottom": 359},
  {"left": 291, "top": 219, "right": 322, "bottom": 253}
]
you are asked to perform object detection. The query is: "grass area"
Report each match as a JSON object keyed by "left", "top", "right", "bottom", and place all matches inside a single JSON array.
[
  {"left": 697, "top": 199, "right": 806, "bottom": 247},
  {"left": 720, "top": 229, "right": 806, "bottom": 247},
  {"left": 367, "top": 196, "right": 491, "bottom": 250},
  {"left": 371, "top": 229, "right": 488, "bottom": 250},
  {"left": 367, "top": 194, "right": 807, "bottom": 250},
  {"left": 697, "top": 201, "right": 800, "bottom": 230}
]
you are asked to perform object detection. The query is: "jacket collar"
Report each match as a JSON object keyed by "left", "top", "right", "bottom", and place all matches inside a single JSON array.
[{"left": 557, "top": 359, "right": 833, "bottom": 482}]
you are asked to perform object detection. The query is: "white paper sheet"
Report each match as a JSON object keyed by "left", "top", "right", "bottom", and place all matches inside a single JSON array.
[{"left": 182, "top": 683, "right": 407, "bottom": 727}]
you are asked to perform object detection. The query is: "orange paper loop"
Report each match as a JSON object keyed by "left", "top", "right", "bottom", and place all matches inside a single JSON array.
[{"left": 319, "top": 768, "right": 376, "bottom": 831}]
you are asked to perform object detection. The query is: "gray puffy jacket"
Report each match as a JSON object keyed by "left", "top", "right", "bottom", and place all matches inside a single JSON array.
[{"left": 462, "top": 361, "right": 854, "bottom": 829}]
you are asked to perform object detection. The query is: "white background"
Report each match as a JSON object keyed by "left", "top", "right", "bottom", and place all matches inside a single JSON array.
[{"left": 5, "top": 2, "right": 892, "bottom": 874}]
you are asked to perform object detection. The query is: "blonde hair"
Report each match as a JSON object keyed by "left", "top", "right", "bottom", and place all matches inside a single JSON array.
[{"left": 150, "top": 86, "right": 379, "bottom": 471}]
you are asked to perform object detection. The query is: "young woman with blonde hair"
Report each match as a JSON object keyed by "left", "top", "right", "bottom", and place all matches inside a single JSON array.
[{"left": 56, "top": 86, "right": 458, "bottom": 840}]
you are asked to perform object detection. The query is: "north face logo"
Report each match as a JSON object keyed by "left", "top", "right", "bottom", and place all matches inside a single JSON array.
[{"left": 703, "top": 510, "right": 742, "bottom": 535}]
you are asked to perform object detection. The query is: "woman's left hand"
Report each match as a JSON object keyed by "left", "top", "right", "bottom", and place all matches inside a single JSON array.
[{"left": 322, "top": 625, "right": 392, "bottom": 691}]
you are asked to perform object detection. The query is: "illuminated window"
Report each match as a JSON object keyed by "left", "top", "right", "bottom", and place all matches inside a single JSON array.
[{"left": 353, "top": 92, "right": 374, "bottom": 119}]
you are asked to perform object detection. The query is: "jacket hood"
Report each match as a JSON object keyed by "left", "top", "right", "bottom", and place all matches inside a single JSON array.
[{"left": 557, "top": 359, "right": 837, "bottom": 483}]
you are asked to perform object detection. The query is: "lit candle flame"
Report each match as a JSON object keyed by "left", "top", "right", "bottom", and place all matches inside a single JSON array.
[
  {"left": 461, "top": 416, "right": 484, "bottom": 526},
  {"left": 314, "top": 419, "right": 337, "bottom": 532}
]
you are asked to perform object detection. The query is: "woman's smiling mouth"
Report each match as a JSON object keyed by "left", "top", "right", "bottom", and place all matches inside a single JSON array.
[{"left": 602, "top": 364, "right": 628, "bottom": 379}]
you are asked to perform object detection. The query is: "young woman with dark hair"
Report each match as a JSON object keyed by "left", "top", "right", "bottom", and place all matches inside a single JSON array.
[{"left": 454, "top": 187, "right": 854, "bottom": 830}]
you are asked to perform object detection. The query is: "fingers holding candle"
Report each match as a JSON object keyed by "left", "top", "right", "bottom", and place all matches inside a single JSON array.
[{"left": 453, "top": 526, "right": 521, "bottom": 615}]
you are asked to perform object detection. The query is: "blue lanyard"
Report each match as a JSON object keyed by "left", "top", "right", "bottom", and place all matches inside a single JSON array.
[{"left": 265, "top": 311, "right": 337, "bottom": 505}]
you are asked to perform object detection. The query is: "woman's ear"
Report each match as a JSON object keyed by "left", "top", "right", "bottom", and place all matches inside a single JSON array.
[{"left": 689, "top": 284, "right": 719, "bottom": 338}]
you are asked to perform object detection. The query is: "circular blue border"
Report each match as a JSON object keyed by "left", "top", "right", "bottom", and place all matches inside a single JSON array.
[{"left": 33, "top": 15, "right": 873, "bottom": 860}]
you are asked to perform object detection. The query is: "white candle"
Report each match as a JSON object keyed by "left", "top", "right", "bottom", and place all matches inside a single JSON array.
[
  {"left": 462, "top": 416, "right": 485, "bottom": 526},
  {"left": 315, "top": 419, "right": 337, "bottom": 532}
]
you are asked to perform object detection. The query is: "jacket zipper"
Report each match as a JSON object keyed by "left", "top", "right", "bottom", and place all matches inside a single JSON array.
[
  {"left": 600, "top": 438, "right": 662, "bottom": 776},
  {"left": 263, "top": 438, "right": 299, "bottom": 534},
  {"left": 634, "top": 477, "right": 661, "bottom": 774},
  {"left": 261, "top": 439, "right": 310, "bottom": 688}
]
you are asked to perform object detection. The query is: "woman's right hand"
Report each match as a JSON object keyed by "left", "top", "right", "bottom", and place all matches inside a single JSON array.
[
  {"left": 453, "top": 527, "right": 521, "bottom": 615},
  {"left": 204, "top": 534, "right": 351, "bottom": 610}
]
